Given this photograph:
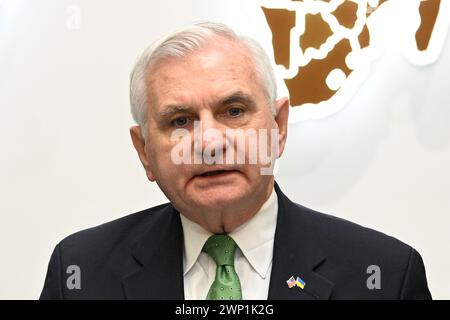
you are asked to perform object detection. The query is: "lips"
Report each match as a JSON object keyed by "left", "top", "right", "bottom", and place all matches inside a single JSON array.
[
  {"left": 200, "top": 170, "right": 229, "bottom": 177},
  {"left": 199, "top": 169, "right": 239, "bottom": 177},
  {"left": 193, "top": 167, "right": 240, "bottom": 179}
]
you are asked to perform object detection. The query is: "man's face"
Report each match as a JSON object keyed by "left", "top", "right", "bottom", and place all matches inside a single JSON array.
[{"left": 131, "top": 37, "right": 288, "bottom": 232}]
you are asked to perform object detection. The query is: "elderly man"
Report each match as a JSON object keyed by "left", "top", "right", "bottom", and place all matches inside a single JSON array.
[{"left": 40, "top": 22, "right": 431, "bottom": 300}]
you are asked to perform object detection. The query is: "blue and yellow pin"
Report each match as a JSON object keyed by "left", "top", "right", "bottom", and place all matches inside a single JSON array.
[{"left": 295, "top": 276, "right": 306, "bottom": 289}]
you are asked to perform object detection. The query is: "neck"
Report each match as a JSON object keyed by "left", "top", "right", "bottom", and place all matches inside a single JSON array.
[{"left": 189, "top": 179, "right": 275, "bottom": 234}]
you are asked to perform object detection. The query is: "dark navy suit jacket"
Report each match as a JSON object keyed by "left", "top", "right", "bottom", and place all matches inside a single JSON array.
[{"left": 40, "top": 183, "right": 432, "bottom": 299}]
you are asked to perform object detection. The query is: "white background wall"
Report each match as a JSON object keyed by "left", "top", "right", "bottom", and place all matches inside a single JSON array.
[{"left": 0, "top": 0, "right": 449, "bottom": 299}]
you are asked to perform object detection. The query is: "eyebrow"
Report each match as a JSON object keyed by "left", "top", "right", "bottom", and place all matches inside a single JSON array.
[
  {"left": 219, "top": 91, "right": 256, "bottom": 108},
  {"left": 157, "top": 105, "right": 193, "bottom": 119},
  {"left": 157, "top": 91, "right": 256, "bottom": 119}
]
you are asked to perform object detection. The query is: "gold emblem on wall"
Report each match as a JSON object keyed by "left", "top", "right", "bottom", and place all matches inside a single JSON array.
[{"left": 260, "top": 0, "right": 448, "bottom": 120}]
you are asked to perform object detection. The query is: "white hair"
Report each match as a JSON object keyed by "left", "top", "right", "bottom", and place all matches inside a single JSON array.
[{"left": 129, "top": 22, "right": 277, "bottom": 133}]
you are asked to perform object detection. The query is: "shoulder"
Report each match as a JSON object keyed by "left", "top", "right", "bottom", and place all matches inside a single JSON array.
[
  {"left": 55, "top": 202, "right": 173, "bottom": 258},
  {"left": 40, "top": 202, "right": 183, "bottom": 299},
  {"left": 287, "top": 202, "right": 431, "bottom": 299},
  {"left": 293, "top": 201, "right": 414, "bottom": 262}
]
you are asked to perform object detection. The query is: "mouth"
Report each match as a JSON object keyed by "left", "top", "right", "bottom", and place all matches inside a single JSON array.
[
  {"left": 199, "top": 170, "right": 234, "bottom": 177},
  {"left": 193, "top": 168, "right": 241, "bottom": 179}
]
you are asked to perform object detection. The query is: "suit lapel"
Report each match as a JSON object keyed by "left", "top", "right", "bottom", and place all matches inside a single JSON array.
[
  {"left": 121, "top": 205, "right": 185, "bottom": 300},
  {"left": 268, "top": 182, "right": 334, "bottom": 300},
  {"left": 121, "top": 182, "right": 333, "bottom": 300}
]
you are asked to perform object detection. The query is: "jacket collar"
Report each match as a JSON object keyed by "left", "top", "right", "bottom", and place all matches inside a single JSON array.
[
  {"left": 121, "top": 204, "right": 185, "bottom": 299},
  {"left": 268, "top": 182, "right": 334, "bottom": 300}
]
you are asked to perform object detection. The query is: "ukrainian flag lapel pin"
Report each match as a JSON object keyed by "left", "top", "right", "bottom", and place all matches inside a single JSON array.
[{"left": 295, "top": 276, "right": 306, "bottom": 289}]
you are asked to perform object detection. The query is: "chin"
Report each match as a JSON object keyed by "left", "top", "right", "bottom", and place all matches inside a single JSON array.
[{"left": 192, "top": 185, "right": 248, "bottom": 209}]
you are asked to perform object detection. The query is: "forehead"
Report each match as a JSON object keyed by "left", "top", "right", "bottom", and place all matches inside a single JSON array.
[{"left": 146, "top": 38, "right": 261, "bottom": 109}]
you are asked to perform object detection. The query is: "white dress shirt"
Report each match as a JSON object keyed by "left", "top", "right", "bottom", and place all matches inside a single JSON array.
[{"left": 180, "top": 188, "right": 278, "bottom": 300}]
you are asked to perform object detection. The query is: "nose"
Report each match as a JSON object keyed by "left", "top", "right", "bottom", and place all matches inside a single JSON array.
[{"left": 194, "top": 112, "right": 227, "bottom": 162}]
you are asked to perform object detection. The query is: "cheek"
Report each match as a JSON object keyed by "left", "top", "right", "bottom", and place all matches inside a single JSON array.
[
  {"left": 146, "top": 140, "right": 170, "bottom": 171},
  {"left": 241, "top": 126, "right": 276, "bottom": 161},
  {"left": 148, "top": 143, "right": 192, "bottom": 180}
]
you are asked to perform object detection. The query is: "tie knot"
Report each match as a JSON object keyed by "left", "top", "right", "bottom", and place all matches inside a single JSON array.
[{"left": 203, "top": 235, "right": 238, "bottom": 266}]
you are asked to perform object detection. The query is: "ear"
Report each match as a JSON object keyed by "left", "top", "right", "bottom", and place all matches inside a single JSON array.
[
  {"left": 130, "top": 126, "right": 156, "bottom": 181},
  {"left": 274, "top": 97, "right": 289, "bottom": 158}
]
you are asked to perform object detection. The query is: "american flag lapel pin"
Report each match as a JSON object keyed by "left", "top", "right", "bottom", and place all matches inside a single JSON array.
[{"left": 286, "top": 276, "right": 296, "bottom": 288}]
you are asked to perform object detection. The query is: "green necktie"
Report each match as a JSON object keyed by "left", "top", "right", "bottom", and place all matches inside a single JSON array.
[{"left": 203, "top": 235, "right": 242, "bottom": 300}]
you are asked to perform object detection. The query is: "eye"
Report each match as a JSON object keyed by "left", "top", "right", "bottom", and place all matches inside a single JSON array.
[
  {"left": 228, "top": 107, "right": 243, "bottom": 118},
  {"left": 171, "top": 116, "right": 189, "bottom": 127}
]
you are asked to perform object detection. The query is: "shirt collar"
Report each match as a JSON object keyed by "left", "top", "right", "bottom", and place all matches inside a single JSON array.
[
  {"left": 179, "top": 213, "right": 212, "bottom": 276},
  {"left": 179, "top": 187, "right": 278, "bottom": 279}
]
